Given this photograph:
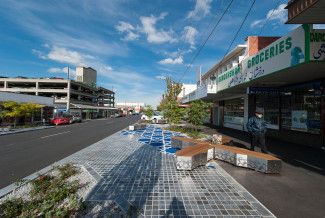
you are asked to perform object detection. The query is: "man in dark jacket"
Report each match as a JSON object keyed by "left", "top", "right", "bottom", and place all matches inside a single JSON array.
[{"left": 246, "top": 107, "right": 268, "bottom": 153}]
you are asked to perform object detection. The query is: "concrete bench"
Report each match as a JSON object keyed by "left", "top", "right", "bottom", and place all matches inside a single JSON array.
[
  {"left": 211, "top": 144, "right": 282, "bottom": 173},
  {"left": 173, "top": 135, "right": 281, "bottom": 173},
  {"left": 171, "top": 136, "right": 197, "bottom": 149},
  {"left": 176, "top": 143, "right": 213, "bottom": 170},
  {"left": 128, "top": 123, "right": 147, "bottom": 131},
  {"left": 212, "top": 133, "right": 234, "bottom": 145}
]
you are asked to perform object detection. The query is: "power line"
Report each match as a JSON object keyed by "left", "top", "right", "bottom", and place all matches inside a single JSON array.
[
  {"left": 251, "top": 0, "right": 283, "bottom": 45},
  {"left": 203, "top": 0, "right": 282, "bottom": 80},
  {"left": 177, "top": 0, "right": 235, "bottom": 83},
  {"left": 219, "top": 0, "right": 256, "bottom": 64}
]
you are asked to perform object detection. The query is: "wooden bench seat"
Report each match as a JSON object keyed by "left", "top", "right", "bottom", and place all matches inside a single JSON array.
[
  {"left": 171, "top": 136, "right": 207, "bottom": 150},
  {"left": 173, "top": 135, "right": 281, "bottom": 173},
  {"left": 175, "top": 143, "right": 213, "bottom": 170},
  {"left": 211, "top": 144, "right": 281, "bottom": 173}
]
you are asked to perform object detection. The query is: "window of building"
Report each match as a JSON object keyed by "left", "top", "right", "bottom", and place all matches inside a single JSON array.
[
  {"left": 281, "top": 82, "right": 321, "bottom": 134},
  {"left": 224, "top": 97, "right": 245, "bottom": 126},
  {"left": 255, "top": 93, "right": 280, "bottom": 129}
]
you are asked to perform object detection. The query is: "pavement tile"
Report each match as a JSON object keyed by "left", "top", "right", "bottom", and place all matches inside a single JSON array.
[{"left": 59, "top": 125, "right": 275, "bottom": 217}]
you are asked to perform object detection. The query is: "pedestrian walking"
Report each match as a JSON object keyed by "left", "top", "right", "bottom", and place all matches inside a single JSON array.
[{"left": 246, "top": 107, "right": 268, "bottom": 153}]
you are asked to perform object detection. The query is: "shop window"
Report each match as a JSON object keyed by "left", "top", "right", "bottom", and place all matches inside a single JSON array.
[
  {"left": 224, "top": 98, "right": 244, "bottom": 126},
  {"left": 256, "top": 93, "right": 280, "bottom": 129},
  {"left": 281, "top": 82, "right": 321, "bottom": 134}
]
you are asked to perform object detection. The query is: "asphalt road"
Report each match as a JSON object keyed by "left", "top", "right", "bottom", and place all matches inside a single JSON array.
[{"left": 0, "top": 115, "right": 140, "bottom": 188}]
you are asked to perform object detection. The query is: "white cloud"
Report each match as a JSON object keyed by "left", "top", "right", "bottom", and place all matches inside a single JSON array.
[
  {"left": 140, "top": 13, "right": 176, "bottom": 44},
  {"left": 47, "top": 46, "right": 85, "bottom": 65},
  {"left": 155, "top": 75, "right": 167, "bottom": 80},
  {"left": 33, "top": 46, "right": 87, "bottom": 65},
  {"left": 187, "top": 0, "right": 212, "bottom": 20},
  {"left": 251, "top": 4, "right": 287, "bottom": 28},
  {"left": 32, "top": 49, "right": 47, "bottom": 59},
  {"left": 47, "top": 67, "right": 68, "bottom": 73},
  {"left": 115, "top": 21, "right": 139, "bottom": 41},
  {"left": 0, "top": 1, "right": 128, "bottom": 57},
  {"left": 182, "top": 26, "right": 198, "bottom": 47},
  {"left": 158, "top": 56, "right": 183, "bottom": 65},
  {"left": 47, "top": 67, "right": 76, "bottom": 78}
]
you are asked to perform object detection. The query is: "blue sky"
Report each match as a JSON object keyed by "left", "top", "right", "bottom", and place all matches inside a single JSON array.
[{"left": 0, "top": 0, "right": 297, "bottom": 106}]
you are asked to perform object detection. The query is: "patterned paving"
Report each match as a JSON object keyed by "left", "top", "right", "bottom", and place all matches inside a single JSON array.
[
  {"left": 121, "top": 125, "right": 184, "bottom": 155},
  {"left": 62, "top": 126, "right": 275, "bottom": 217}
]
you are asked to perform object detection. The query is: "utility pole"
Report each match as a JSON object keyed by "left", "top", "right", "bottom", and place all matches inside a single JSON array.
[
  {"left": 67, "top": 67, "right": 70, "bottom": 80},
  {"left": 195, "top": 65, "right": 202, "bottom": 86}
]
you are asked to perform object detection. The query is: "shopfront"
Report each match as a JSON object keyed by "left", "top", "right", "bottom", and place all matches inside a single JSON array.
[
  {"left": 246, "top": 80, "right": 323, "bottom": 147},
  {"left": 222, "top": 97, "right": 246, "bottom": 131},
  {"left": 210, "top": 24, "right": 325, "bottom": 148}
]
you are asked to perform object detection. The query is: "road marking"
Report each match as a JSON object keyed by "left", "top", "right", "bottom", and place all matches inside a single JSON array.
[{"left": 40, "top": 131, "right": 71, "bottom": 139}]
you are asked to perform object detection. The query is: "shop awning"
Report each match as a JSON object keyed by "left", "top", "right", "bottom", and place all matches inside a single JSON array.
[
  {"left": 215, "top": 61, "right": 325, "bottom": 100},
  {"left": 70, "top": 103, "right": 116, "bottom": 110}
]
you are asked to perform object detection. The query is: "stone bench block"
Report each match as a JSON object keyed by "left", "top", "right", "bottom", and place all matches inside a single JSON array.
[
  {"left": 207, "top": 147, "right": 214, "bottom": 161},
  {"left": 212, "top": 134, "right": 233, "bottom": 145},
  {"left": 247, "top": 156, "right": 282, "bottom": 173},
  {"left": 176, "top": 152, "right": 208, "bottom": 170},
  {"left": 214, "top": 147, "right": 236, "bottom": 165},
  {"left": 129, "top": 124, "right": 147, "bottom": 131},
  {"left": 171, "top": 137, "right": 196, "bottom": 149},
  {"left": 236, "top": 153, "right": 248, "bottom": 167}
]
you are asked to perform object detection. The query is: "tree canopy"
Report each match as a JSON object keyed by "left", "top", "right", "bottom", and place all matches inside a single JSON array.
[
  {"left": 187, "top": 100, "right": 211, "bottom": 128},
  {"left": 159, "top": 77, "right": 182, "bottom": 111},
  {"left": 144, "top": 105, "right": 154, "bottom": 119}
]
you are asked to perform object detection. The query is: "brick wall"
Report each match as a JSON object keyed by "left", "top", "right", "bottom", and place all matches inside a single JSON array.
[{"left": 248, "top": 36, "right": 281, "bottom": 56}]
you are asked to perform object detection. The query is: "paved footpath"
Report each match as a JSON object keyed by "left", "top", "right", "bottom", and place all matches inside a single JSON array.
[
  {"left": 4, "top": 126, "right": 276, "bottom": 217},
  {"left": 0, "top": 115, "right": 140, "bottom": 188}
]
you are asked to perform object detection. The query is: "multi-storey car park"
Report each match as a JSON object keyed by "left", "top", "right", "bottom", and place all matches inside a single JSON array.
[{"left": 0, "top": 77, "right": 115, "bottom": 119}]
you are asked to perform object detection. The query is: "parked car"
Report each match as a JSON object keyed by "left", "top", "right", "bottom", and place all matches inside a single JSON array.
[
  {"left": 141, "top": 112, "right": 164, "bottom": 123},
  {"left": 69, "top": 115, "right": 82, "bottom": 123},
  {"left": 51, "top": 116, "right": 71, "bottom": 125},
  {"left": 111, "top": 113, "right": 124, "bottom": 118}
]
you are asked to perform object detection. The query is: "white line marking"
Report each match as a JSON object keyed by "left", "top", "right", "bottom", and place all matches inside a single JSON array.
[{"left": 40, "top": 131, "right": 71, "bottom": 139}]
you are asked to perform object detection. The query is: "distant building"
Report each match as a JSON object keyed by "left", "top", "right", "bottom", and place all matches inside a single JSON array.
[
  {"left": 177, "top": 84, "right": 198, "bottom": 103},
  {"left": 0, "top": 70, "right": 115, "bottom": 119},
  {"left": 76, "top": 66, "right": 97, "bottom": 87},
  {"left": 116, "top": 102, "right": 145, "bottom": 114}
]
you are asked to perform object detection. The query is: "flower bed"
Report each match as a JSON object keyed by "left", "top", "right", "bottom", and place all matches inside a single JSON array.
[{"left": 0, "top": 164, "right": 96, "bottom": 217}]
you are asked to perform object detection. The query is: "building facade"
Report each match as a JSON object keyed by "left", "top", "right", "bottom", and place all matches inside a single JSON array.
[
  {"left": 115, "top": 102, "right": 145, "bottom": 114},
  {"left": 0, "top": 76, "right": 115, "bottom": 119},
  {"left": 76, "top": 66, "right": 97, "bottom": 86},
  {"left": 182, "top": 24, "right": 325, "bottom": 148}
]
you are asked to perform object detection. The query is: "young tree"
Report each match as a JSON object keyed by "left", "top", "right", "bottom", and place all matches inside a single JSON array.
[
  {"left": 0, "top": 101, "right": 22, "bottom": 128},
  {"left": 164, "top": 99, "right": 185, "bottom": 125},
  {"left": 20, "top": 103, "right": 42, "bottom": 124},
  {"left": 144, "top": 105, "right": 154, "bottom": 119},
  {"left": 0, "top": 102, "right": 43, "bottom": 127},
  {"left": 187, "top": 100, "right": 211, "bottom": 130},
  {"left": 159, "top": 77, "right": 182, "bottom": 111}
]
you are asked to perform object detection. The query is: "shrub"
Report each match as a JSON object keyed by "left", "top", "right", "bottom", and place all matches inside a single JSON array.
[
  {"left": 0, "top": 164, "right": 85, "bottom": 218},
  {"left": 163, "top": 99, "right": 185, "bottom": 125},
  {"left": 187, "top": 100, "right": 211, "bottom": 130}
]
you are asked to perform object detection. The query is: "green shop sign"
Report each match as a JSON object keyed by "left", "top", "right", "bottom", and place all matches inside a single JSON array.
[
  {"left": 218, "top": 66, "right": 240, "bottom": 82},
  {"left": 247, "top": 37, "right": 292, "bottom": 68},
  {"left": 310, "top": 29, "right": 325, "bottom": 61},
  {"left": 310, "top": 32, "right": 325, "bottom": 42}
]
